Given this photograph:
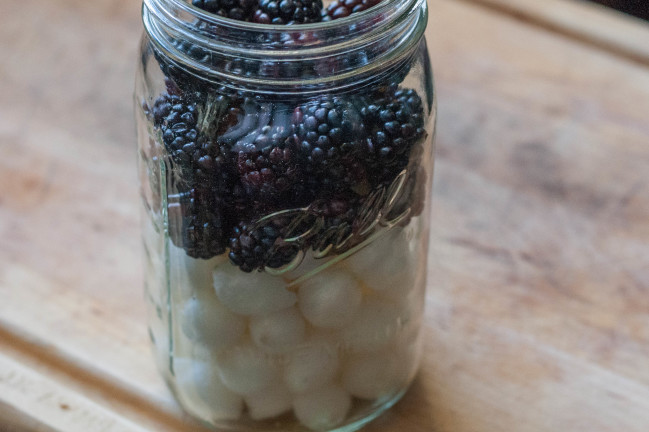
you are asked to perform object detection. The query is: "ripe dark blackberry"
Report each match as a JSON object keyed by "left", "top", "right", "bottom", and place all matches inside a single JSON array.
[
  {"left": 152, "top": 21, "right": 215, "bottom": 92},
  {"left": 192, "top": 0, "right": 257, "bottom": 21},
  {"left": 154, "top": 93, "right": 201, "bottom": 169},
  {"left": 321, "top": 0, "right": 381, "bottom": 20},
  {"left": 228, "top": 219, "right": 300, "bottom": 272},
  {"left": 359, "top": 87, "right": 426, "bottom": 185},
  {"left": 253, "top": 0, "right": 323, "bottom": 24},
  {"left": 235, "top": 128, "right": 299, "bottom": 202},
  {"left": 169, "top": 186, "right": 229, "bottom": 259},
  {"left": 153, "top": 92, "right": 242, "bottom": 184},
  {"left": 153, "top": 91, "right": 251, "bottom": 259},
  {"left": 155, "top": 22, "right": 261, "bottom": 90},
  {"left": 291, "top": 96, "right": 367, "bottom": 196},
  {"left": 217, "top": 101, "right": 303, "bottom": 206}
]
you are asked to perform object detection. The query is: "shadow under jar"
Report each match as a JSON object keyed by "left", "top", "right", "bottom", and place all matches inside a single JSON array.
[{"left": 135, "top": 0, "right": 435, "bottom": 429}]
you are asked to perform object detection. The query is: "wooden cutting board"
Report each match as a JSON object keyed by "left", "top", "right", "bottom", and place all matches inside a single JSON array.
[{"left": 1, "top": 0, "right": 648, "bottom": 430}]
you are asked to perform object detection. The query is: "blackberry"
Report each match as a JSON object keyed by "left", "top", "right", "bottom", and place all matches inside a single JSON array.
[
  {"left": 359, "top": 87, "right": 426, "bottom": 185},
  {"left": 219, "top": 101, "right": 303, "bottom": 206},
  {"left": 155, "top": 22, "right": 258, "bottom": 90},
  {"left": 290, "top": 96, "right": 367, "bottom": 196},
  {"left": 253, "top": 0, "right": 323, "bottom": 24},
  {"left": 235, "top": 128, "right": 299, "bottom": 201},
  {"left": 192, "top": 0, "right": 257, "bottom": 21},
  {"left": 228, "top": 219, "right": 300, "bottom": 272},
  {"left": 322, "top": 0, "right": 381, "bottom": 20},
  {"left": 154, "top": 92, "right": 242, "bottom": 184},
  {"left": 169, "top": 186, "right": 229, "bottom": 259},
  {"left": 153, "top": 91, "right": 251, "bottom": 259},
  {"left": 153, "top": 22, "right": 215, "bottom": 93},
  {"left": 154, "top": 93, "right": 201, "bottom": 170}
]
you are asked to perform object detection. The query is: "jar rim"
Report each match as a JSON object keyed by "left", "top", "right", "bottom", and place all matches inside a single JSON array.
[{"left": 143, "top": 0, "right": 428, "bottom": 94}]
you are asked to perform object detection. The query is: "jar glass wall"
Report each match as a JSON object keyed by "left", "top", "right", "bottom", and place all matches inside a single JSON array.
[{"left": 135, "top": 0, "right": 435, "bottom": 430}]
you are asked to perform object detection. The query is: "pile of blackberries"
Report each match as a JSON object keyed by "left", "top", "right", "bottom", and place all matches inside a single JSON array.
[
  {"left": 151, "top": 83, "right": 426, "bottom": 271},
  {"left": 191, "top": 0, "right": 374, "bottom": 24},
  {"left": 147, "top": 0, "right": 427, "bottom": 272}
]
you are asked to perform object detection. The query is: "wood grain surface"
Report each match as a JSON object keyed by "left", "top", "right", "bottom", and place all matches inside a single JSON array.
[
  {"left": 458, "top": 0, "right": 649, "bottom": 66},
  {"left": 0, "top": 0, "right": 648, "bottom": 431}
]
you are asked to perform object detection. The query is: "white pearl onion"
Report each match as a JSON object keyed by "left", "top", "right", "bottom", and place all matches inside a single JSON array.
[
  {"left": 297, "top": 269, "right": 361, "bottom": 329},
  {"left": 284, "top": 338, "right": 339, "bottom": 394},
  {"left": 180, "top": 289, "right": 246, "bottom": 353},
  {"left": 213, "top": 264, "right": 296, "bottom": 316},
  {"left": 342, "top": 298, "right": 404, "bottom": 353},
  {"left": 169, "top": 245, "right": 224, "bottom": 299},
  {"left": 341, "top": 350, "right": 410, "bottom": 401},
  {"left": 173, "top": 358, "right": 243, "bottom": 421},
  {"left": 250, "top": 307, "right": 306, "bottom": 354},
  {"left": 244, "top": 382, "right": 293, "bottom": 420},
  {"left": 216, "top": 343, "right": 280, "bottom": 396},
  {"left": 293, "top": 384, "right": 351, "bottom": 431},
  {"left": 345, "top": 228, "right": 415, "bottom": 293}
]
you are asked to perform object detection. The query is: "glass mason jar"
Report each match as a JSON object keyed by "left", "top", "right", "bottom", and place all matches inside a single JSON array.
[{"left": 135, "top": 0, "right": 435, "bottom": 429}]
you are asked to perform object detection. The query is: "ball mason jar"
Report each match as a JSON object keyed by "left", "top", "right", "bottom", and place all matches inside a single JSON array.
[{"left": 134, "top": 0, "right": 435, "bottom": 429}]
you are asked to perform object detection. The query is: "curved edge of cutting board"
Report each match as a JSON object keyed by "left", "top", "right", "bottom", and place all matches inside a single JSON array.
[
  {"left": 453, "top": 0, "right": 649, "bottom": 66},
  {"left": 0, "top": 352, "right": 151, "bottom": 432},
  {"left": 0, "top": 322, "right": 214, "bottom": 432}
]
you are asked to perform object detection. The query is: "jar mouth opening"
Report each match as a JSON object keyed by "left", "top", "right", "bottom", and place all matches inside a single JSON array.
[{"left": 162, "top": 0, "right": 411, "bottom": 32}]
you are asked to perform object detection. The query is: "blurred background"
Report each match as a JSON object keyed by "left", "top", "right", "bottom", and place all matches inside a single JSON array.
[{"left": 589, "top": 0, "right": 649, "bottom": 20}]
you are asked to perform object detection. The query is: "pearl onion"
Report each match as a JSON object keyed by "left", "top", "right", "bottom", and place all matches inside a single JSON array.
[
  {"left": 180, "top": 290, "right": 246, "bottom": 353},
  {"left": 346, "top": 228, "right": 415, "bottom": 293},
  {"left": 297, "top": 269, "right": 361, "bottom": 329},
  {"left": 169, "top": 245, "right": 224, "bottom": 299},
  {"left": 213, "top": 264, "right": 296, "bottom": 315},
  {"left": 293, "top": 384, "right": 351, "bottom": 431},
  {"left": 173, "top": 358, "right": 243, "bottom": 421},
  {"left": 244, "top": 382, "right": 293, "bottom": 420},
  {"left": 341, "top": 350, "right": 410, "bottom": 401},
  {"left": 216, "top": 343, "right": 280, "bottom": 396},
  {"left": 342, "top": 298, "right": 405, "bottom": 353},
  {"left": 250, "top": 307, "right": 306, "bottom": 354},
  {"left": 342, "top": 325, "right": 423, "bottom": 401},
  {"left": 284, "top": 338, "right": 339, "bottom": 394}
]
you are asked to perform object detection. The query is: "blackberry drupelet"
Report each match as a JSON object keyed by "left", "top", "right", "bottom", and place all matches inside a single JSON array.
[
  {"left": 228, "top": 219, "right": 300, "bottom": 272},
  {"left": 291, "top": 96, "right": 367, "bottom": 196},
  {"left": 359, "top": 87, "right": 426, "bottom": 185},
  {"left": 192, "top": 0, "right": 257, "bottom": 21},
  {"left": 321, "top": 0, "right": 381, "bottom": 20},
  {"left": 253, "top": 0, "right": 323, "bottom": 24}
]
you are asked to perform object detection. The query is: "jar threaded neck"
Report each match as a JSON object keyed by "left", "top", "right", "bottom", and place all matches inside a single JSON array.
[{"left": 142, "top": 0, "right": 427, "bottom": 94}]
